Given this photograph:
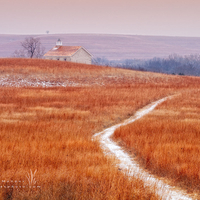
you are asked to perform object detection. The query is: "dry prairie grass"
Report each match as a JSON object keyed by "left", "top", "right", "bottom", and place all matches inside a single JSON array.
[
  {"left": 0, "top": 87, "right": 163, "bottom": 200},
  {"left": 114, "top": 89, "right": 200, "bottom": 197},
  {"left": 0, "top": 58, "right": 200, "bottom": 199}
]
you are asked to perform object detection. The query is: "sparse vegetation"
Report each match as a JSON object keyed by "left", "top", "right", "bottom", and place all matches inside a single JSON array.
[
  {"left": 13, "top": 37, "right": 45, "bottom": 59},
  {"left": 0, "top": 58, "right": 200, "bottom": 199}
]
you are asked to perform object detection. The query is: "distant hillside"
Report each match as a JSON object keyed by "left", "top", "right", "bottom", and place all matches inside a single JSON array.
[{"left": 1, "top": 33, "right": 200, "bottom": 60}]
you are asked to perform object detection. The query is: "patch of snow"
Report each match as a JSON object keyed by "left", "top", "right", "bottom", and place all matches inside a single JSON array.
[
  {"left": 0, "top": 76, "right": 83, "bottom": 87},
  {"left": 93, "top": 97, "right": 193, "bottom": 200},
  {"left": 0, "top": 75, "right": 107, "bottom": 88}
]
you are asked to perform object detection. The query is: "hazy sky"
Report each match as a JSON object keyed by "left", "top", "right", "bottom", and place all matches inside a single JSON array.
[{"left": 0, "top": 0, "right": 200, "bottom": 37}]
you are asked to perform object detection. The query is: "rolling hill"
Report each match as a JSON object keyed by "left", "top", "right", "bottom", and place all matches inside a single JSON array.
[{"left": 1, "top": 33, "right": 200, "bottom": 60}]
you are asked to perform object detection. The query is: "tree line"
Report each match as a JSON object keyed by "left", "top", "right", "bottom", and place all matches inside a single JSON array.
[{"left": 92, "top": 54, "right": 200, "bottom": 76}]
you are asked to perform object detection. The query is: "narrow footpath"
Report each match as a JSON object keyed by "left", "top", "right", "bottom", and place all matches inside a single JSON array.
[{"left": 93, "top": 97, "right": 193, "bottom": 200}]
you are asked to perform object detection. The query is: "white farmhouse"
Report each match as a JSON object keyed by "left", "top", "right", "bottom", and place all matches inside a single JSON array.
[{"left": 44, "top": 39, "right": 92, "bottom": 64}]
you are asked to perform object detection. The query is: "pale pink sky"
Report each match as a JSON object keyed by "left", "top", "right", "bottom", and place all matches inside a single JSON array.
[{"left": 0, "top": 0, "right": 200, "bottom": 37}]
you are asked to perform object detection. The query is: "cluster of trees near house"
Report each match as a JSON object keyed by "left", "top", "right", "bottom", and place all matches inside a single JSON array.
[
  {"left": 93, "top": 54, "right": 200, "bottom": 76},
  {"left": 13, "top": 37, "right": 45, "bottom": 58}
]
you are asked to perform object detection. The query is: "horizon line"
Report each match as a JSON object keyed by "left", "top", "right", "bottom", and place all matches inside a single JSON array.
[{"left": 0, "top": 33, "right": 200, "bottom": 38}]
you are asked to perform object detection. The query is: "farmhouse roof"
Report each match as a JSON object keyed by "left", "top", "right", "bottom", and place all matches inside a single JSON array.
[{"left": 44, "top": 46, "right": 92, "bottom": 57}]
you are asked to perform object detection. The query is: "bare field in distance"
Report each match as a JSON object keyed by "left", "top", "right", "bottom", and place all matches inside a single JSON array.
[
  {"left": 1, "top": 33, "right": 200, "bottom": 59},
  {"left": 0, "top": 58, "right": 200, "bottom": 199}
]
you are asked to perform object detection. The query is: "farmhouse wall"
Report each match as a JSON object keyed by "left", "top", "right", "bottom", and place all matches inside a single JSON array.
[
  {"left": 45, "top": 56, "right": 71, "bottom": 61},
  {"left": 71, "top": 48, "right": 92, "bottom": 64}
]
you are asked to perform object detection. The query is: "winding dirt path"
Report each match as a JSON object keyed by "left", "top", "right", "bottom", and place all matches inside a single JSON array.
[{"left": 93, "top": 97, "right": 193, "bottom": 200}]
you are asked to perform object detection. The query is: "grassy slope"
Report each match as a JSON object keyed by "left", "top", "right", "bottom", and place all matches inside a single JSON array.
[
  {"left": 0, "top": 58, "right": 199, "bottom": 199},
  {"left": 114, "top": 84, "right": 200, "bottom": 197}
]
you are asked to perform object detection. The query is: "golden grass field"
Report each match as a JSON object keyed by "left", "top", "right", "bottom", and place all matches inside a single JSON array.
[
  {"left": 0, "top": 58, "right": 200, "bottom": 199},
  {"left": 114, "top": 89, "right": 200, "bottom": 198}
]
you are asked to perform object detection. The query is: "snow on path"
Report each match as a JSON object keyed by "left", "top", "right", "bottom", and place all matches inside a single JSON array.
[{"left": 93, "top": 97, "right": 193, "bottom": 200}]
